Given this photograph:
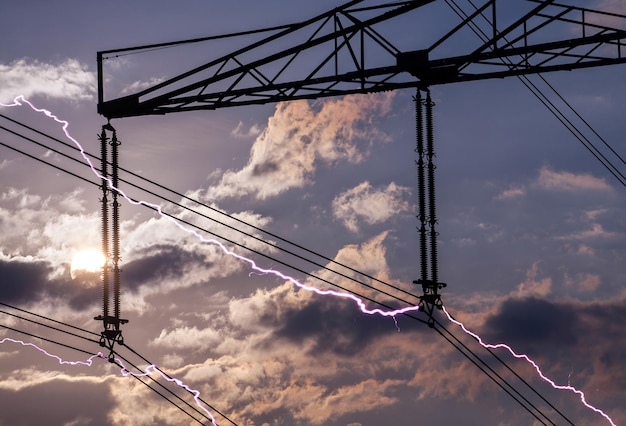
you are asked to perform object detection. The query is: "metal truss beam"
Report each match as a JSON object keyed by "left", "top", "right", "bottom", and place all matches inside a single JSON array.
[{"left": 98, "top": 0, "right": 626, "bottom": 118}]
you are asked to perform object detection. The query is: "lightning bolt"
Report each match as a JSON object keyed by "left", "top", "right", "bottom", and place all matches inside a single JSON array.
[
  {"left": 115, "top": 358, "right": 219, "bottom": 425},
  {"left": 0, "top": 337, "right": 104, "bottom": 366},
  {"left": 0, "top": 337, "right": 219, "bottom": 425},
  {"left": 1, "top": 96, "right": 422, "bottom": 320},
  {"left": 1, "top": 97, "right": 618, "bottom": 425},
  {"left": 442, "top": 306, "right": 617, "bottom": 426}
]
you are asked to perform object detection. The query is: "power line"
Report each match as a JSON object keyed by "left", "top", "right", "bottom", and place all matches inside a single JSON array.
[
  {"left": 110, "top": 349, "right": 219, "bottom": 425},
  {"left": 444, "top": 0, "right": 626, "bottom": 187},
  {"left": 0, "top": 322, "right": 96, "bottom": 358},
  {"left": 121, "top": 343, "right": 239, "bottom": 426},
  {"left": 433, "top": 313, "right": 573, "bottom": 425},
  {"left": 0, "top": 124, "right": 428, "bottom": 323},
  {"left": 0, "top": 308, "right": 100, "bottom": 346},
  {"left": 430, "top": 321, "right": 551, "bottom": 426},
  {"left": 0, "top": 301, "right": 100, "bottom": 337},
  {"left": 0, "top": 310, "right": 222, "bottom": 425},
  {"left": 0, "top": 113, "right": 573, "bottom": 423},
  {"left": 0, "top": 116, "right": 566, "bottom": 422},
  {"left": 0, "top": 112, "right": 420, "bottom": 302}
]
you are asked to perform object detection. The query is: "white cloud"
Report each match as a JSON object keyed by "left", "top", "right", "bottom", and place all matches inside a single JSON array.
[
  {"left": 591, "top": 1, "right": 626, "bottom": 26},
  {"left": 512, "top": 261, "right": 552, "bottom": 298},
  {"left": 558, "top": 222, "right": 617, "bottom": 241},
  {"left": 0, "top": 367, "right": 106, "bottom": 391},
  {"left": 120, "top": 76, "right": 164, "bottom": 95},
  {"left": 206, "top": 93, "right": 394, "bottom": 200},
  {"left": 496, "top": 185, "right": 525, "bottom": 200},
  {"left": 151, "top": 325, "right": 222, "bottom": 351},
  {"left": 231, "top": 121, "right": 262, "bottom": 138},
  {"left": 301, "top": 231, "right": 414, "bottom": 304},
  {"left": 536, "top": 166, "right": 611, "bottom": 192},
  {"left": 0, "top": 187, "right": 100, "bottom": 275},
  {"left": 332, "top": 181, "right": 411, "bottom": 232},
  {"left": 0, "top": 58, "right": 95, "bottom": 102}
]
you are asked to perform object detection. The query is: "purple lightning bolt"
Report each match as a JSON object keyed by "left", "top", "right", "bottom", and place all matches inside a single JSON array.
[
  {"left": 115, "top": 358, "right": 219, "bottom": 425},
  {"left": 0, "top": 337, "right": 218, "bottom": 424},
  {"left": 1, "top": 96, "right": 423, "bottom": 320},
  {"left": 0, "top": 337, "right": 105, "bottom": 366},
  {"left": 2, "top": 97, "right": 618, "bottom": 425},
  {"left": 442, "top": 306, "right": 617, "bottom": 426}
]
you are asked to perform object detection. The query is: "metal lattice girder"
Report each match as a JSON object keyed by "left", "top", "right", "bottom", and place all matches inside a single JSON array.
[{"left": 98, "top": 0, "right": 626, "bottom": 119}]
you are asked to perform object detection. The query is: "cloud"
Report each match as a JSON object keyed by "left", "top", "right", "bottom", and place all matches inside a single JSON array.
[
  {"left": 591, "top": 1, "right": 626, "bottom": 26},
  {"left": 231, "top": 121, "right": 262, "bottom": 138},
  {"left": 0, "top": 253, "right": 101, "bottom": 311},
  {"left": 0, "top": 58, "right": 95, "bottom": 102},
  {"left": 206, "top": 93, "right": 394, "bottom": 200},
  {"left": 120, "top": 77, "right": 165, "bottom": 95},
  {"left": 512, "top": 261, "right": 552, "bottom": 298},
  {"left": 495, "top": 185, "right": 525, "bottom": 200},
  {"left": 121, "top": 244, "right": 208, "bottom": 292},
  {"left": 536, "top": 166, "right": 611, "bottom": 192},
  {"left": 565, "top": 272, "right": 601, "bottom": 293},
  {"left": 0, "top": 187, "right": 98, "bottom": 271},
  {"left": 0, "top": 255, "right": 55, "bottom": 304},
  {"left": 0, "top": 376, "right": 113, "bottom": 426},
  {"left": 151, "top": 324, "right": 222, "bottom": 351},
  {"left": 332, "top": 181, "right": 411, "bottom": 232}
]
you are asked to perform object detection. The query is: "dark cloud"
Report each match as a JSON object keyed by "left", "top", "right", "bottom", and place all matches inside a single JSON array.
[
  {"left": 483, "top": 297, "right": 581, "bottom": 350},
  {"left": 270, "top": 296, "right": 425, "bottom": 356},
  {"left": 0, "top": 258, "right": 51, "bottom": 304},
  {"left": 0, "top": 257, "right": 113, "bottom": 312},
  {"left": 0, "top": 380, "right": 114, "bottom": 426},
  {"left": 122, "top": 244, "right": 207, "bottom": 291},
  {"left": 251, "top": 161, "right": 279, "bottom": 177}
]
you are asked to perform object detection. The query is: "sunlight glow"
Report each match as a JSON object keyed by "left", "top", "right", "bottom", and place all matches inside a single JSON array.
[{"left": 70, "top": 249, "right": 105, "bottom": 279}]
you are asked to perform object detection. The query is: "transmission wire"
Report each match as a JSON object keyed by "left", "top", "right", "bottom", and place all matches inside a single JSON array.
[
  {"left": 0, "top": 135, "right": 560, "bottom": 423},
  {"left": 0, "top": 310, "right": 221, "bottom": 425},
  {"left": 0, "top": 112, "right": 569, "bottom": 422},
  {"left": 0, "top": 301, "right": 100, "bottom": 337},
  {"left": 444, "top": 0, "right": 626, "bottom": 187},
  {"left": 0, "top": 134, "right": 427, "bottom": 325},
  {"left": 0, "top": 113, "right": 420, "bottom": 301},
  {"left": 120, "top": 343, "right": 239, "bottom": 426},
  {"left": 0, "top": 123, "right": 426, "bottom": 314}
]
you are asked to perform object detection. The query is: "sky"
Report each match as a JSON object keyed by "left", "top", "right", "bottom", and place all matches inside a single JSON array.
[{"left": 1, "top": 1, "right": 625, "bottom": 425}]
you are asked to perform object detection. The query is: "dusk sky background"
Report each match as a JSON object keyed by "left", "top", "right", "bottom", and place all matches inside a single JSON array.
[{"left": 1, "top": 1, "right": 625, "bottom": 425}]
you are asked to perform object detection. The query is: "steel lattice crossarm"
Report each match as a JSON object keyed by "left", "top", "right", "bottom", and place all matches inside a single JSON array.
[{"left": 97, "top": 0, "right": 626, "bottom": 119}]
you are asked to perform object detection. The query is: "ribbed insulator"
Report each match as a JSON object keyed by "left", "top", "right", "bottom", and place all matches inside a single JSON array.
[
  {"left": 425, "top": 91, "right": 438, "bottom": 286},
  {"left": 414, "top": 89, "right": 428, "bottom": 284},
  {"left": 100, "top": 127, "right": 110, "bottom": 321}
]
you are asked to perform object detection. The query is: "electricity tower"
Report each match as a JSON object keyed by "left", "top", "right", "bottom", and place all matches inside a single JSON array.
[{"left": 95, "top": 0, "right": 626, "bottom": 331}]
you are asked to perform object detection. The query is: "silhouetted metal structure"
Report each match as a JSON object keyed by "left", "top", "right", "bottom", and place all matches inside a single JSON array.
[
  {"left": 96, "top": 0, "right": 626, "bottom": 325},
  {"left": 94, "top": 123, "right": 128, "bottom": 360}
]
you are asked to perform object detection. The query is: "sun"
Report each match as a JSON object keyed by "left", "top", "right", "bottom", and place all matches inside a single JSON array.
[{"left": 70, "top": 249, "right": 106, "bottom": 280}]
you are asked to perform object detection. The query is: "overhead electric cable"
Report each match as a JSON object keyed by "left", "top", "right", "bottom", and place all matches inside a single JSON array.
[
  {"left": 434, "top": 309, "right": 575, "bottom": 425},
  {"left": 0, "top": 116, "right": 566, "bottom": 422},
  {"left": 0, "top": 138, "right": 561, "bottom": 424},
  {"left": 430, "top": 321, "right": 550, "bottom": 426},
  {"left": 0, "top": 322, "right": 96, "bottom": 357},
  {"left": 0, "top": 313, "right": 222, "bottom": 425},
  {"left": 0, "top": 113, "right": 420, "bottom": 301},
  {"left": 443, "top": 0, "right": 626, "bottom": 187},
  {"left": 0, "top": 301, "right": 100, "bottom": 337},
  {"left": 0, "top": 108, "right": 576, "bottom": 423},
  {"left": 110, "top": 350, "right": 218, "bottom": 425},
  {"left": 0, "top": 135, "right": 427, "bottom": 325},
  {"left": 120, "top": 343, "right": 239, "bottom": 426},
  {"left": 0, "top": 308, "right": 100, "bottom": 345},
  {"left": 111, "top": 364, "right": 207, "bottom": 426},
  {"left": 0, "top": 121, "right": 426, "bottom": 311}
]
